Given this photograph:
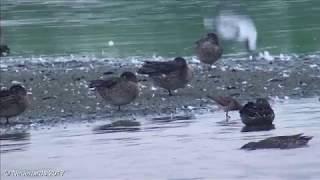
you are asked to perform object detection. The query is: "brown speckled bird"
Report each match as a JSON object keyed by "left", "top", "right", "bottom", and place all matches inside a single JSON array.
[
  {"left": 90, "top": 72, "right": 139, "bottom": 111},
  {"left": 195, "top": 33, "right": 223, "bottom": 70},
  {"left": 0, "top": 84, "right": 30, "bottom": 124},
  {"left": 138, "top": 57, "right": 193, "bottom": 96},
  {"left": 207, "top": 95, "right": 242, "bottom": 122},
  {"left": 241, "top": 134, "right": 312, "bottom": 150}
]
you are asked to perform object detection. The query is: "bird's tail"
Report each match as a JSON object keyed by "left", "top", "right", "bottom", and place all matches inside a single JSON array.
[
  {"left": 293, "top": 133, "right": 313, "bottom": 141},
  {"left": 300, "top": 135, "right": 313, "bottom": 141},
  {"left": 207, "top": 95, "right": 219, "bottom": 102},
  {"left": 89, "top": 80, "right": 106, "bottom": 88},
  {"left": 137, "top": 62, "right": 158, "bottom": 75}
]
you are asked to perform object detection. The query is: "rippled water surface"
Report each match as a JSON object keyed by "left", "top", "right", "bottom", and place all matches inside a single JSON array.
[
  {"left": 1, "top": 0, "right": 320, "bottom": 57},
  {"left": 1, "top": 98, "right": 320, "bottom": 179}
]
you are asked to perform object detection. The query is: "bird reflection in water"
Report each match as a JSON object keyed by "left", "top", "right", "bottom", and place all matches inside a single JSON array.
[{"left": 0, "top": 129, "right": 31, "bottom": 153}]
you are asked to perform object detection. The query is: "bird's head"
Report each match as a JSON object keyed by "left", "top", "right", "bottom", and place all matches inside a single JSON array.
[
  {"left": 121, "top": 72, "right": 138, "bottom": 82},
  {"left": 10, "top": 84, "right": 27, "bottom": 96},
  {"left": 174, "top": 57, "right": 187, "bottom": 66}
]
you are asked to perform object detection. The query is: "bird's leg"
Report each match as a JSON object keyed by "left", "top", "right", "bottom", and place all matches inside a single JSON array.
[
  {"left": 118, "top": 106, "right": 121, "bottom": 111},
  {"left": 6, "top": 117, "right": 9, "bottom": 124},
  {"left": 203, "top": 65, "right": 209, "bottom": 79},
  {"left": 226, "top": 111, "right": 230, "bottom": 123},
  {"left": 168, "top": 90, "right": 173, "bottom": 96}
]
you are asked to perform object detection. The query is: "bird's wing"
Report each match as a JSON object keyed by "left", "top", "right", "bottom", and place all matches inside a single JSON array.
[
  {"left": 0, "top": 90, "right": 11, "bottom": 97},
  {"left": 0, "top": 94, "right": 19, "bottom": 109},
  {"left": 89, "top": 78, "right": 120, "bottom": 89},
  {"left": 208, "top": 96, "right": 236, "bottom": 107},
  {"left": 195, "top": 38, "right": 206, "bottom": 47},
  {"left": 138, "top": 61, "right": 181, "bottom": 75},
  {"left": 208, "top": 96, "right": 228, "bottom": 106},
  {"left": 217, "top": 46, "right": 223, "bottom": 57}
]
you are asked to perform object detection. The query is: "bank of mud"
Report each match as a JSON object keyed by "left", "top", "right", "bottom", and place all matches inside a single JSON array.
[{"left": 0, "top": 55, "right": 319, "bottom": 124}]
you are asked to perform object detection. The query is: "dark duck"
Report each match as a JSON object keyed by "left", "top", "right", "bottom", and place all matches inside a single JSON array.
[
  {"left": 240, "top": 98, "right": 275, "bottom": 126},
  {"left": 241, "top": 134, "right": 312, "bottom": 150}
]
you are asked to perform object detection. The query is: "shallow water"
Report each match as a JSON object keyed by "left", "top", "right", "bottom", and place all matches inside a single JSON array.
[{"left": 1, "top": 97, "right": 320, "bottom": 179}]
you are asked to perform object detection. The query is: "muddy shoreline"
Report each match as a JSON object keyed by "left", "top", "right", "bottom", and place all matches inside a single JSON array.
[{"left": 0, "top": 55, "right": 320, "bottom": 124}]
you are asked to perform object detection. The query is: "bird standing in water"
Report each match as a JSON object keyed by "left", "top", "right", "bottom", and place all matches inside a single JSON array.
[
  {"left": 90, "top": 72, "right": 139, "bottom": 111},
  {"left": 0, "top": 84, "right": 30, "bottom": 124},
  {"left": 207, "top": 95, "right": 242, "bottom": 122},
  {"left": 138, "top": 57, "right": 193, "bottom": 96},
  {"left": 240, "top": 98, "right": 275, "bottom": 126},
  {"left": 195, "top": 33, "right": 223, "bottom": 71}
]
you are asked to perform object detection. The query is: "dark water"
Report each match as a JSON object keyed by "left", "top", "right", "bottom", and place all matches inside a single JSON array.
[
  {"left": 1, "top": 98, "right": 320, "bottom": 179},
  {"left": 1, "top": 0, "right": 320, "bottom": 57}
]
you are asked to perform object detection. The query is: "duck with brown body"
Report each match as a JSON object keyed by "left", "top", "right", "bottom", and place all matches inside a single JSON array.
[
  {"left": 241, "top": 134, "right": 313, "bottom": 150},
  {"left": 207, "top": 95, "right": 242, "bottom": 122},
  {"left": 0, "top": 85, "right": 30, "bottom": 124},
  {"left": 240, "top": 98, "right": 275, "bottom": 126},
  {"left": 195, "top": 33, "right": 223, "bottom": 70},
  {"left": 90, "top": 72, "right": 139, "bottom": 111},
  {"left": 138, "top": 57, "right": 193, "bottom": 96}
]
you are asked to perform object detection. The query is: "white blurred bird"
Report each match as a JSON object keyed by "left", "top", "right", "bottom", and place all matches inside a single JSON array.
[{"left": 204, "top": 8, "right": 257, "bottom": 53}]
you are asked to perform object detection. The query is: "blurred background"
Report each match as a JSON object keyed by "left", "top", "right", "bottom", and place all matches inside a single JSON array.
[{"left": 1, "top": 0, "right": 320, "bottom": 58}]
